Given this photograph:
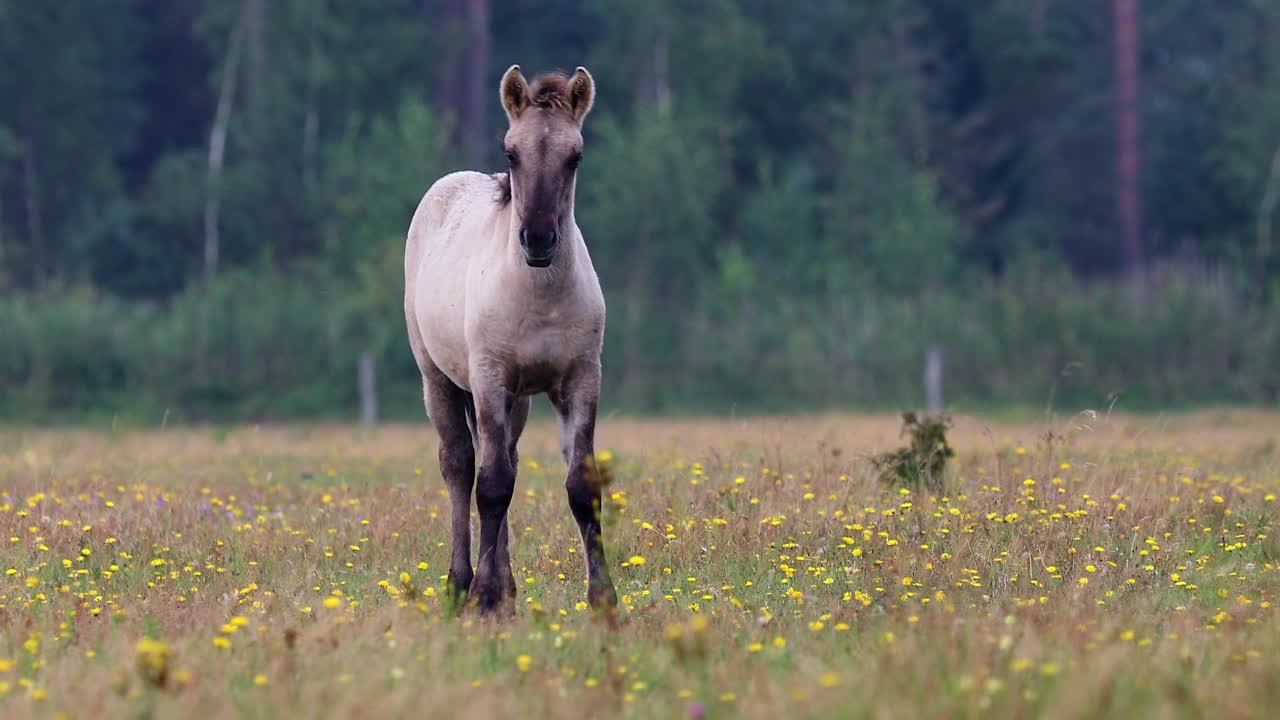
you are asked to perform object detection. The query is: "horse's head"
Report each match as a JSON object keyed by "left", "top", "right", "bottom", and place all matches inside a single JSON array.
[{"left": 499, "top": 65, "right": 594, "bottom": 268}]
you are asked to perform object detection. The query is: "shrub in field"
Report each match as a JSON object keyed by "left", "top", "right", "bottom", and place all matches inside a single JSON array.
[{"left": 872, "top": 411, "right": 955, "bottom": 490}]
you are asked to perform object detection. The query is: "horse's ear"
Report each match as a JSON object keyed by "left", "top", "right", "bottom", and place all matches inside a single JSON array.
[
  {"left": 567, "top": 66, "right": 595, "bottom": 124},
  {"left": 500, "top": 65, "right": 529, "bottom": 122}
]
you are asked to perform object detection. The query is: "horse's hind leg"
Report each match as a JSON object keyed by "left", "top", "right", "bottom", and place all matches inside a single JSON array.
[{"left": 422, "top": 371, "right": 476, "bottom": 610}]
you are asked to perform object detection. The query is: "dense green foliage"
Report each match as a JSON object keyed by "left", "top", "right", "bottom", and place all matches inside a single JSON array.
[{"left": 1, "top": 1, "right": 1278, "bottom": 419}]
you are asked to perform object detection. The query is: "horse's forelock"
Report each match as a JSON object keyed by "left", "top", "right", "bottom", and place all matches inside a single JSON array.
[{"left": 527, "top": 73, "right": 573, "bottom": 113}]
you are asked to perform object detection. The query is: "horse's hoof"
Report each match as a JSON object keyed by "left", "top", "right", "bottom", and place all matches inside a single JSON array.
[
  {"left": 445, "top": 570, "right": 473, "bottom": 614},
  {"left": 467, "top": 576, "right": 507, "bottom": 616},
  {"left": 588, "top": 582, "right": 618, "bottom": 611}
]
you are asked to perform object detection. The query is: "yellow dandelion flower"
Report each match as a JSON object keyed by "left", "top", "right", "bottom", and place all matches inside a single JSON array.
[
  {"left": 135, "top": 637, "right": 170, "bottom": 688},
  {"left": 516, "top": 655, "right": 532, "bottom": 673}
]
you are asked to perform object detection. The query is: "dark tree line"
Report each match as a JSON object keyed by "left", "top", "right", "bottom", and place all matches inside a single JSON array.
[{"left": 1, "top": 0, "right": 1278, "bottom": 418}]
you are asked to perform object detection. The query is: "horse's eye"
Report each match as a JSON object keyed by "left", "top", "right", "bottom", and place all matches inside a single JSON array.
[{"left": 505, "top": 150, "right": 519, "bottom": 167}]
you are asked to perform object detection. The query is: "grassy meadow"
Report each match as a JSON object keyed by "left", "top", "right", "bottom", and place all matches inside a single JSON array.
[{"left": 1, "top": 411, "right": 1278, "bottom": 719}]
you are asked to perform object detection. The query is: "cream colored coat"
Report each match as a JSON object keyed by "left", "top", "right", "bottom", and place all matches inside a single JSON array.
[{"left": 403, "top": 170, "right": 605, "bottom": 400}]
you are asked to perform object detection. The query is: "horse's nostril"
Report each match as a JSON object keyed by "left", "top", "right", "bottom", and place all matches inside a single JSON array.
[{"left": 520, "top": 227, "right": 558, "bottom": 255}]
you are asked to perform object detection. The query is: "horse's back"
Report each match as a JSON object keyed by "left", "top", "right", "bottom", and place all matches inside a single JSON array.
[{"left": 405, "top": 171, "right": 499, "bottom": 279}]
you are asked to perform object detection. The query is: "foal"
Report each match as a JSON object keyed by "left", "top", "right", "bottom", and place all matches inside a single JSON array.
[{"left": 404, "top": 65, "right": 617, "bottom": 615}]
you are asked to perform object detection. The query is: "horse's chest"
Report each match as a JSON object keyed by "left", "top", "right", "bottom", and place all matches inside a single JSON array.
[
  {"left": 479, "top": 308, "right": 595, "bottom": 393},
  {"left": 510, "top": 320, "right": 573, "bottom": 383}
]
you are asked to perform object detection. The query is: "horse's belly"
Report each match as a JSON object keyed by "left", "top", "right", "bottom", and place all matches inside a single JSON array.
[
  {"left": 415, "top": 286, "right": 472, "bottom": 390},
  {"left": 424, "top": 329, "right": 471, "bottom": 390}
]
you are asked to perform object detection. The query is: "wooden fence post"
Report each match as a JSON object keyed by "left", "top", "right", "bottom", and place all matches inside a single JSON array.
[
  {"left": 359, "top": 351, "right": 377, "bottom": 430},
  {"left": 925, "top": 344, "right": 943, "bottom": 414}
]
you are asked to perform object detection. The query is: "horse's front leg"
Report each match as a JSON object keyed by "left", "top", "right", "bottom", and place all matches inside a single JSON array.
[
  {"left": 469, "top": 384, "right": 517, "bottom": 616},
  {"left": 552, "top": 363, "right": 618, "bottom": 611}
]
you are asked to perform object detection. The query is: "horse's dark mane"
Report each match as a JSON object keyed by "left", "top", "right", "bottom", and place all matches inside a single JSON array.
[{"left": 493, "top": 172, "right": 511, "bottom": 206}]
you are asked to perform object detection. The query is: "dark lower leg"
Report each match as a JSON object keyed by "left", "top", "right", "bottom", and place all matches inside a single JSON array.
[
  {"left": 553, "top": 370, "right": 615, "bottom": 610},
  {"left": 445, "top": 480, "right": 474, "bottom": 604},
  {"left": 469, "top": 389, "right": 516, "bottom": 614},
  {"left": 472, "top": 463, "right": 514, "bottom": 613},
  {"left": 495, "top": 516, "right": 516, "bottom": 599},
  {"left": 427, "top": 382, "right": 476, "bottom": 610},
  {"left": 493, "top": 398, "right": 528, "bottom": 602},
  {"left": 567, "top": 456, "right": 617, "bottom": 609}
]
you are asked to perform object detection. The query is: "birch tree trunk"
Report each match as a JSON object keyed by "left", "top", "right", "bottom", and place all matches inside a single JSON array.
[
  {"left": 649, "top": 12, "right": 671, "bottom": 113},
  {"left": 201, "top": 5, "right": 248, "bottom": 379},
  {"left": 205, "top": 7, "right": 247, "bottom": 288},
  {"left": 21, "top": 136, "right": 45, "bottom": 288}
]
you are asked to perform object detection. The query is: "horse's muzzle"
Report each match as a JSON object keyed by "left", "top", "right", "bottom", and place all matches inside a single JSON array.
[{"left": 520, "top": 227, "right": 558, "bottom": 268}]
